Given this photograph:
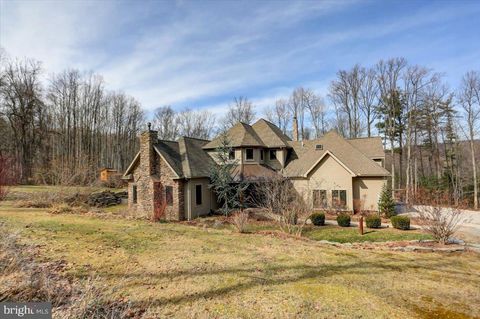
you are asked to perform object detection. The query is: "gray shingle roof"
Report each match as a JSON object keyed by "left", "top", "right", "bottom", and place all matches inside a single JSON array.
[
  {"left": 125, "top": 120, "right": 388, "bottom": 180},
  {"left": 154, "top": 137, "right": 215, "bottom": 179},
  {"left": 251, "top": 119, "right": 291, "bottom": 147},
  {"left": 203, "top": 122, "right": 264, "bottom": 149},
  {"left": 203, "top": 119, "right": 291, "bottom": 149},
  {"left": 154, "top": 141, "right": 183, "bottom": 177},
  {"left": 347, "top": 137, "right": 385, "bottom": 159},
  {"left": 283, "top": 131, "right": 390, "bottom": 177}
]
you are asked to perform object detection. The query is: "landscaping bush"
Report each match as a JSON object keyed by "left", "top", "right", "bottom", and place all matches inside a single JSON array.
[
  {"left": 232, "top": 210, "right": 249, "bottom": 233},
  {"left": 336, "top": 213, "right": 351, "bottom": 227},
  {"left": 365, "top": 215, "right": 381, "bottom": 228},
  {"left": 417, "top": 206, "right": 463, "bottom": 244},
  {"left": 310, "top": 212, "right": 325, "bottom": 226},
  {"left": 391, "top": 215, "right": 410, "bottom": 230}
]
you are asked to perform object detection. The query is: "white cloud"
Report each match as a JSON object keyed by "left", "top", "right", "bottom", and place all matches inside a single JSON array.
[{"left": 1, "top": 0, "right": 479, "bottom": 117}]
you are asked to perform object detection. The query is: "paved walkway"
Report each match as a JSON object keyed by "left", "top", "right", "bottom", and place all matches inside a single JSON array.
[{"left": 406, "top": 205, "right": 480, "bottom": 244}]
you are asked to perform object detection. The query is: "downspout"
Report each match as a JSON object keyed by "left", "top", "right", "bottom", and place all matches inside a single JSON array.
[{"left": 186, "top": 179, "right": 191, "bottom": 220}]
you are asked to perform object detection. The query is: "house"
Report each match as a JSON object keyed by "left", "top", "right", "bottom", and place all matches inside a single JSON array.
[{"left": 123, "top": 119, "right": 389, "bottom": 220}]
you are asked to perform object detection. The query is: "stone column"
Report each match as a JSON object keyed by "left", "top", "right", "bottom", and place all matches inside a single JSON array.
[{"left": 292, "top": 116, "right": 299, "bottom": 141}]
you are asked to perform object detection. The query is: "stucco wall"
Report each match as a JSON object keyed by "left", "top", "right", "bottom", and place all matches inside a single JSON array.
[
  {"left": 264, "top": 148, "right": 286, "bottom": 169},
  {"left": 353, "top": 177, "right": 386, "bottom": 211},
  {"left": 185, "top": 178, "right": 216, "bottom": 219},
  {"left": 291, "top": 154, "right": 354, "bottom": 210},
  {"left": 208, "top": 147, "right": 287, "bottom": 168}
]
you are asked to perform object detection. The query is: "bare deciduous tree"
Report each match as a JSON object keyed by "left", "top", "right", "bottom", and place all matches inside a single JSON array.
[
  {"left": 152, "top": 106, "right": 179, "bottom": 140},
  {"left": 305, "top": 91, "right": 327, "bottom": 138},
  {"left": 252, "top": 175, "right": 309, "bottom": 236},
  {"left": 376, "top": 57, "right": 407, "bottom": 195},
  {"left": 458, "top": 71, "right": 480, "bottom": 209},
  {"left": 264, "top": 98, "right": 290, "bottom": 134},
  {"left": 329, "top": 65, "right": 363, "bottom": 138},
  {"left": 0, "top": 58, "right": 44, "bottom": 183},
  {"left": 177, "top": 108, "right": 216, "bottom": 139},
  {"left": 359, "top": 67, "right": 379, "bottom": 137},
  {"left": 222, "top": 96, "right": 255, "bottom": 129}
]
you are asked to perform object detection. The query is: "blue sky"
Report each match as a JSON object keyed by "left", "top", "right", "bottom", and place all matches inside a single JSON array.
[{"left": 1, "top": 0, "right": 480, "bottom": 119}]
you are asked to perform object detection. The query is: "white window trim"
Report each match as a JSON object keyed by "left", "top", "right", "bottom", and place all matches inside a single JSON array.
[{"left": 245, "top": 148, "right": 254, "bottom": 161}]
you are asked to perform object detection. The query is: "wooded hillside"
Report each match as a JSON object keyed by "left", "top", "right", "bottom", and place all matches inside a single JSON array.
[{"left": 1, "top": 51, "right": 480, "bottom": 208}]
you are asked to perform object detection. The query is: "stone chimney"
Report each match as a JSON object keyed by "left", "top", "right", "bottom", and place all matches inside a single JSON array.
[
  {"left": 140, "top": 122, "right": 158, "bottom": 176},
  {"left": 292, "top": 116, "right": 299, "bottom": 141}
]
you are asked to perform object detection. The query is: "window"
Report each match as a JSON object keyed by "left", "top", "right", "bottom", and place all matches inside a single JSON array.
[
  {"left": 269, "top": 149, "right": 277, "bottom": 160},
  {"left": 195, "top": 184, "right": 202, "bottom": 205},
  {"left": 246, "top": 148, "right": 254, "bottom": 160},
  {"left": 132, "top": 185, "right": 137, "bottom": 204},
  {"left": 374, "top": 159, "right": 383, "bottom": 166},
  {"left": 260, "top": 149, "right": 264, "bottom": 160},
  {"left": 332, "top": 190, "right": 347, "bottom": 208},
  {"left": 165, "top": 186, "right": 173, "bottom": 206},
  {"left": 313, "top": 190, "right": 327, "bottom": 208},
  {"left": 229, "top": 150, "right": 235, "bottom": 160}
]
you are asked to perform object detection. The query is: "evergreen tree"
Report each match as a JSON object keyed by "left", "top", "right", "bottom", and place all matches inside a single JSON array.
[
  {"left": 378, "top": 183, "right": 396, "bottom": 218},
  {"left": 209, "top": 133, "right": 248, "bottom": 216}
]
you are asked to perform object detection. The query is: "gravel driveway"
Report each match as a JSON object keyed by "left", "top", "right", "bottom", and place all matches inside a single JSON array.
[{"left": 407, "top": 205, "right": 480, "bottom": 244}]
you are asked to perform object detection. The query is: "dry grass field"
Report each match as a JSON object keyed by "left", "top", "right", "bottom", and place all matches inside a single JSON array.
[{"left": 0, "top": 186, "right": 479, "bottom": 318}]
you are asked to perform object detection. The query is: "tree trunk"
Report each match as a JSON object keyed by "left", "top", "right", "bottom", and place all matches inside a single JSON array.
[
  {"left": 470, "top": 131, "right": 478, "bottom": 209},
  {"left": 391, "top": 137, "right": 395, "bottom": 199}
]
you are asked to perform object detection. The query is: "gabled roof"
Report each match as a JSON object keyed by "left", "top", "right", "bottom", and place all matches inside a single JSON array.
[
  {"left": 347, "top": 137, "right": 385, "bottom": 159},
  {"left": 181, "top": 137, "right": 215, "bottom": 178},
  {"left": 154, "top": 141, "right": 183, "bottom": 178},
  {"left": 283, "top": 131, "right": 390, "bottom": 178},
  {"left": 203, "top": 119, "right": 291, "bottom": 149},
  {"left": 124, "top": 137, "right": 215, "bottom": 179}
]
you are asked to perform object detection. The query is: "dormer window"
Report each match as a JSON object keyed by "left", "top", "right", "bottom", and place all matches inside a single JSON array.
[
  {"left": 229, "top": 150, "right": 235, "bottom": 160},
  {"left": 246, "top": 148, "right": 254, "bottom": 161},
  {"left": 315, "top": 144, "right": 323, "bottom": 150}
]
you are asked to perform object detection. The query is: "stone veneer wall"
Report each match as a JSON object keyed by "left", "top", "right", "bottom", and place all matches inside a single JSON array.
[
  {"left": 128, "top": 129, "right": 185, "bottom": 220},
  {"left": 128, "top": 130, "right": 157, "bottom": 218},
  {"left": 158, "top": 155, "right": 184, "bottom": 220}
]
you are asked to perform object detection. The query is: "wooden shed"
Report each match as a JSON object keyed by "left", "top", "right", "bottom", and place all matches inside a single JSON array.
[{"left": 100, "top": 168, "right": 119, "bottom": 182}]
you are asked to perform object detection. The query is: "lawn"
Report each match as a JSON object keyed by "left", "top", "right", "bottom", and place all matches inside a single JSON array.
[
  {"left": 6, "top": 185, "right": 125, "bottom": 198},
  {"left": 0, "top": 203, "right": 479, "bottom": 318},
  {"left": 302, "top": 225, "right": 431, "bottom": 243}
]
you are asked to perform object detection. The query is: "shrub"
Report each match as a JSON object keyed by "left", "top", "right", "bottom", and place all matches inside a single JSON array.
[
  {"left": 336, "top": 213, "right": 351, "bottom": 227},
  {"left": 232, "top": 210, "right": 249, "bottom": 233},
  {"left": 365, "top": 215, "right": 381, "bottom": 228},
  {"left": 391, "top": 215, "right": 410, "bottom": 230},
  {"left": 49, "top": 203, "right": 73, "bottom": 214},
  {"left": 417, "top": 206, "right": 463, "bottom": 244},
  {"left": 378, "top": 184, "right": 396, "bottom": 218},
  {"left": 310, "top": 212, "right": 325, "bottom": 226}
]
